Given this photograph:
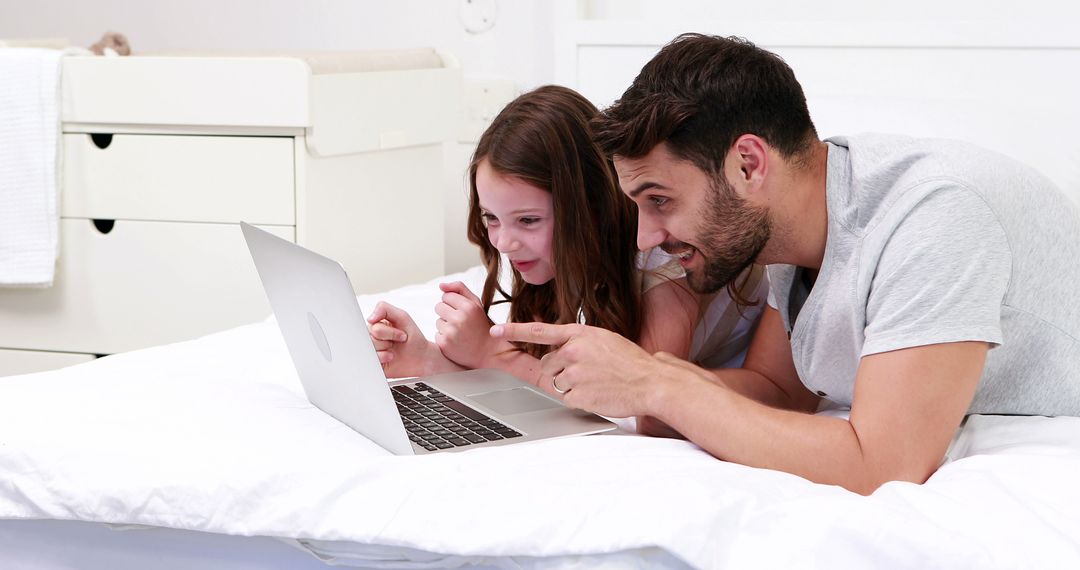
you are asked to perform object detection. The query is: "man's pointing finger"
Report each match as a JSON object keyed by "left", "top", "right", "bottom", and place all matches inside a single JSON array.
[{"left": 489, "top": 322, "right": 578, "bottom": 346}]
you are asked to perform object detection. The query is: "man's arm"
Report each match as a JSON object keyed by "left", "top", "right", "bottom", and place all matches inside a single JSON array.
[
  {"left": 638, "top": 305, "right": 818, "bottom": 438},
  {"left": 493, "top": 322, "right": 987, "bottom": 495},
  {"left": 652, "top": 341, "right": 987, "bottom": 494}
]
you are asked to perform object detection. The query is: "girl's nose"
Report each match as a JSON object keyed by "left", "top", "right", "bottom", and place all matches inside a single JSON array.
[{"left": 493, "top": 230, "right": 519, "bottom": 253}]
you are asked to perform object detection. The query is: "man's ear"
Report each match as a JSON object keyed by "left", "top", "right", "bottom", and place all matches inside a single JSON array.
[{"left": 727, "top": 134, "right": 769, "bottom": 196}]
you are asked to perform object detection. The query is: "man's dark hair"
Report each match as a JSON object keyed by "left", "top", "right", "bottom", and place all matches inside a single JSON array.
[{"left": 591, "top": 33, "right": 818, "bottom": 174}]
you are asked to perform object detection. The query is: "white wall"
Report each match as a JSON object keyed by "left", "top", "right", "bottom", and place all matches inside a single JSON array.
[
  {"left": 4, "top": 0, "right": 1077, "bottom": 271},
  {"left": 0, "top": 0, "right": 557, "bottom": 87},
  {"left": 559, "top": 1, "right": 1080, "bottom": 202},
  {"left": 0, "top": 0, "right": 561, "bottom": 273},
  {"left": 580, "top": 0, "right": 1072, "bottom": 21}
]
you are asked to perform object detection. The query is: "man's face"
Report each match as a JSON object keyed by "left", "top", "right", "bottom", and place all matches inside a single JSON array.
[{"left": 615, "top": 143, "right": 771, "bottom": 294}]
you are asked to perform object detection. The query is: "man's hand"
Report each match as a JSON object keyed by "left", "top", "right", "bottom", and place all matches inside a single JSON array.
[{"left": 490, "top": 322, "right": 706, "bottom": 418}]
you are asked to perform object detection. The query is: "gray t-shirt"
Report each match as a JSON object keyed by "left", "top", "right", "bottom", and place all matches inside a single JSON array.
[{"left": 767, "top": 134, "right": 1080, "bottom": 416}]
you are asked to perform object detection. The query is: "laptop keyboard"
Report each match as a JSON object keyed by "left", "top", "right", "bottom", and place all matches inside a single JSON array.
[{"left": 392, "top": 382, "right": 522, "bottom": 451}]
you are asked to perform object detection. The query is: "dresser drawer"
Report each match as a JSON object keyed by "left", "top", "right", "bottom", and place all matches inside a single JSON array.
[
  {"left": 0, "top": 219, "right": 293, "bottom": 354},
  {"left": 62, "top": 134, "right": 295, "bottom": 224},
  {"left": 0, "top": 349, "right": 96, "bottom": 378}
]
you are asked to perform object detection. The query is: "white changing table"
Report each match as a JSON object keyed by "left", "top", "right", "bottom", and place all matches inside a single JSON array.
[{"left": 0, "top": 49, "right": 462, "bottom": 374}]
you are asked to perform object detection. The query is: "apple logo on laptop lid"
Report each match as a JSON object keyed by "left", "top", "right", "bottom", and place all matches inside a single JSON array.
[{"left": 308, "top": 312, "right": 333, "bottom": 362}]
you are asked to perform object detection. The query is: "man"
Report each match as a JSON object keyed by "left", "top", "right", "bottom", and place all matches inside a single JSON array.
[{"left": 489, "top": 34, "right": 1080, "bottom": 495}]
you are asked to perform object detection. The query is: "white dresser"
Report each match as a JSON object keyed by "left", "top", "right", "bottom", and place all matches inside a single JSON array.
[{"left": 0, "top": 49, "right": 462, "bottom": 375}]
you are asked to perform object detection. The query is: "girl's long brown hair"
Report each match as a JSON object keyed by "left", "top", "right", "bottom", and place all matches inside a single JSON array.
[{"left": 467, "top": 85, "right": 642, "bottom": 357}]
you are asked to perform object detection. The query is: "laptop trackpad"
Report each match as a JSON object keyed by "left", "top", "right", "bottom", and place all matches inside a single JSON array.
[{"left": 467, "top": 388, "right": 562, "bottom": 415}]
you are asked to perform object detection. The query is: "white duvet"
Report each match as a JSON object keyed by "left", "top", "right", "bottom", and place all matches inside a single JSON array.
[{"left": 1, "top": 267, "right": 1079, "bottom": 569}]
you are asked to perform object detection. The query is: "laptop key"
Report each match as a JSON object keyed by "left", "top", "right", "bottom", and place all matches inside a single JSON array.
[
  {"left": 398, "top": 383, "right": 524, "bottom": 447},
  {"left": 442, "top": 399, "right": 491, "bottom": 421}
]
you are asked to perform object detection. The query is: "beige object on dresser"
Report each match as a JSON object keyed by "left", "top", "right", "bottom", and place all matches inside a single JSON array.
[{"left": 0, "top": 49, "right": 462, "bottom": 376}]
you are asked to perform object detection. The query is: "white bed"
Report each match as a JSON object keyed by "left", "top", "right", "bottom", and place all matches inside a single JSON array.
[{"left": 1, "top": 266, "right": 1080, "bottom": 569}]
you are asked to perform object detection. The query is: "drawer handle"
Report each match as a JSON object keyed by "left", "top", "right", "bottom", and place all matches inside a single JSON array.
[
  {"left": 92, "top": 219, "right": 115, "bottom": 234},
  {"left": 90, "top": 133, "right": 113, "bottom": 149}
]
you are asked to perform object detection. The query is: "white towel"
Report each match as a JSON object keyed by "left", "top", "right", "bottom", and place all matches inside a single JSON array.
[{"left": 0, "top": 47, "right": 63, "bottom": 287}]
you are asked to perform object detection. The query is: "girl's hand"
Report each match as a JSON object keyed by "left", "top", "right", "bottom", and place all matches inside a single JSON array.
[
  {"left": 367, "top": 302, "right": 438, "bottom": 378},
  {"left": 434, "top": 282, "right": 502, "bottom": 368}
]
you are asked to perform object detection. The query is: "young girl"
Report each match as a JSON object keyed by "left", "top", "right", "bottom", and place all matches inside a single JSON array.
[{"left": 367, "top": 85, "right": 765, "bottom": 409}]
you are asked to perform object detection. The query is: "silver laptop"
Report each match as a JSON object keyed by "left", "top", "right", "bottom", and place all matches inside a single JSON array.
[{"left": 241, "top": 222, "right": 615, "bottom": 455}]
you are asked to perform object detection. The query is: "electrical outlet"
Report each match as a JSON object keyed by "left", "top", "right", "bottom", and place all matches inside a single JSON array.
[{"left": 460, "top": 0, "right": 497, "bottom": 34}]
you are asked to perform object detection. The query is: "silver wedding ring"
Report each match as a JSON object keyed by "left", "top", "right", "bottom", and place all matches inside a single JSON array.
[{"left": 552, "top": 373, "right": 568, "bottom": 394}]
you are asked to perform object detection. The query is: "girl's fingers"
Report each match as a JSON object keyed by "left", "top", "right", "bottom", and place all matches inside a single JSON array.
[
  {"left": 371, "top": 302, "right": 416, "bottom": 330},
  {"left": 371, "top": 322, "right": 408, "bottom": 342},
  {"left": 440, "top": 282, "right": 483, "bottom": 305},
  {"left": 434, "top": 302, "right": 455, "bottom": 320}
]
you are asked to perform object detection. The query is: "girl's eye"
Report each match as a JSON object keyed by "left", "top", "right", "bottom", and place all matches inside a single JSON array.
[
  {"left": 519, "top": 217, "right": 540, "bottom": 226},
  {"left": 482, "top": 213, "right": 499, "bottom": 227}
]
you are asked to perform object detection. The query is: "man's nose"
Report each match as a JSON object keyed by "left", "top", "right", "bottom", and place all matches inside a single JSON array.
[{"left": 637, "top": 214, "right": 666, "bottom": 251}]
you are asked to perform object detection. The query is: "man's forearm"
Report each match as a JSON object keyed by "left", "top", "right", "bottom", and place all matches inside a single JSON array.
[
  {"left": 703, "top": 367, "right": 816, "bottom": 412},
  {"left": 648, "top": 369, "right": 883, "bottom": 495}
]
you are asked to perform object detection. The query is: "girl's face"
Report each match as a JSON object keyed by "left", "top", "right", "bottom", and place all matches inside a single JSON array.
[{"left": 475, "top": 159, "right": 556, "bottom": 285}]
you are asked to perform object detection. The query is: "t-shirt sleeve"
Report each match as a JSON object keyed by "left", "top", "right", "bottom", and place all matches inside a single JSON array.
[{"left": 861, "top": 186, "right": 1011, "bottom": 357}]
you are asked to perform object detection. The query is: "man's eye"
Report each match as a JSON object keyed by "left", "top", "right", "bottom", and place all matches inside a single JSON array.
[{"left": 649, "top": 196, "right": 668, "bottom": 207}]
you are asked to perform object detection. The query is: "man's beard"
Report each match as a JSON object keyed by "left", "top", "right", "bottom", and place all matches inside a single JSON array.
[{"left": 668, "top": 177, "right": 771, "bottom": 294}]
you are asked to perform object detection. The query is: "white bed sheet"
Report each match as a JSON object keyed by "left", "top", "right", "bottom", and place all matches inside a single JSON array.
[
  {"left": 1, "top": 267, "right": 1079, "bottom": 569},
  {"left": 0, "top": 519, "right": 680, "bottom": 570}
]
